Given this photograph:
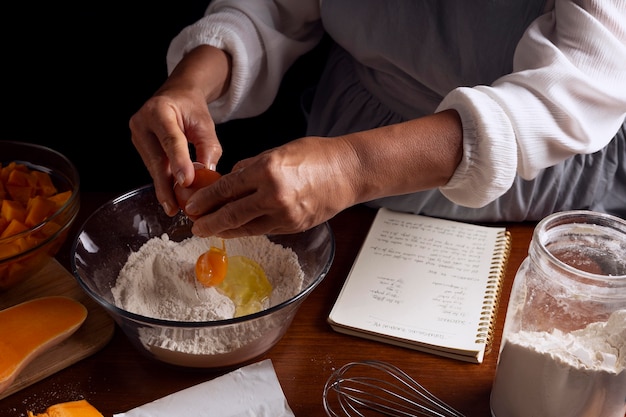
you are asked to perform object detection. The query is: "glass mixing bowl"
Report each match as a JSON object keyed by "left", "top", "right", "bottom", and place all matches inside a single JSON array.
[{"left": 71, "top": 184, "right": 335, "bottom": 368}]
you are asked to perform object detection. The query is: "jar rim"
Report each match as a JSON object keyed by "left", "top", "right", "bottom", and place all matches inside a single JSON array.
[{"left": 533, "top": 210, "right": 626, "bottom": 281}]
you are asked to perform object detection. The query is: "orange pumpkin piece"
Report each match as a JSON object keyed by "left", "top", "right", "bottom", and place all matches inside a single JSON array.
[
  {"left": 5, "top": 169, "right": 37, "bottom": 206},
  {"left": 0, "top": 218, "right": 28, "bottom": 239},
  {"left": 0, "top": 231, "right": 35, "bottom": 257},
  {"left": 0, "top": 217, "right": 8, "bottom": 236},
  {"left": 0, "top": 162, "right": 19, "bottom": 184},
  {"left": 0, "top": 162, "right": 72, "bottom": 241},
  {"left": 31, "top": 170, "right": 58, "bottom": 197},
  {"left": 27, "top": 399, "right": 103, "bottom": 417},
  {"left": 46, "top": 190, "right": 72, "bottom": 209},
  {"left": 0, "top": 296, "right": 88, "bottom": 395},
  {"left": 25, "top": 196, "right": 58, "bottom": 227},
  {"left": 37, "top": 220, "right": 63, "bottom": 238},
  {"left": 6, "top": 167, "right": 35, "bottom": 187},
  {"left": 0, "top": 248, "right": 46, "bottom": 289},
  {"left": 1, "top": 200, "right": 26, "bottom": 224},
  {"left": 0, "top": 239, "right": 22, "bottom": 259}
]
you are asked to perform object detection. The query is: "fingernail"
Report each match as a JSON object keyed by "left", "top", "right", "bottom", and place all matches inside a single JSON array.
[
  {"left": 162, "top": 201, "right": 174, "bottom": 215},
  {"left": 175, "top": 170, "right": 186, "bottom": 186},
  {"left": 208, "top": 162, "right": 216, "bottom": 171},
  {"left": 185, "top": 200, "right": 197, "bottom": 215}
]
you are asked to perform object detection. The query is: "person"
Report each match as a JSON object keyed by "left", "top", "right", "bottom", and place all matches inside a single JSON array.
[{"left": 130, "top": 0, "right": 626, "bottom": 239}]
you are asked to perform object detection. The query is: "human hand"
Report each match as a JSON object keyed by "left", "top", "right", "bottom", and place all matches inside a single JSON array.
[
  {"left": 130, "top": 45, "right": 231, "bottom": 216},
  {"left": 130, "top": 87, "right": 222, "bottom": 216},
  {"left": 181, "top": 136, "right": 360, "bottom": 238}
]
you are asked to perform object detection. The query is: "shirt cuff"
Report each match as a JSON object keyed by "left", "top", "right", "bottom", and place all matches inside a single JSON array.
[
  {"left": 436, "top": 87, "right": 518, "bottom": 208},
  {"left": 166, "top": 9, "right": 261, "bottom": 123}
]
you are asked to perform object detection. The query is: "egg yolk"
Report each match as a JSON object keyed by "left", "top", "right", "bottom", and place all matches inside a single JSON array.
[
  {"left": 195, "top": 240, "right": 228, "bottom": 286},
  {"left": 195, "top": 243, "right": 273, "bottom": 317}
]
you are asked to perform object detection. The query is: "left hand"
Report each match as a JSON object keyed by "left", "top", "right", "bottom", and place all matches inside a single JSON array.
[{"left": 182, "top": 136, "right": 360, "bottom": 238}]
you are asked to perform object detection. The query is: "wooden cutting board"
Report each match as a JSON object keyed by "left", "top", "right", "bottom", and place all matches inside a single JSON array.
[{"left": 0, "top": 258, "right": 115, "bottom": 400}]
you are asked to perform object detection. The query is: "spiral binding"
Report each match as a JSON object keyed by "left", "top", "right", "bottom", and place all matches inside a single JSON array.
[{"left": 475, "top": 230, "right": 512, "bottom": 352}]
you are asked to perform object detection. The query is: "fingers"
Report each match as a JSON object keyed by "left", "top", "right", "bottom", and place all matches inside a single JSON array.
[
  {"left": 181, "top": 137, "right": 354, "bottom": 238},
  {"left": 184, "top": 167, "right": 260, "bottom": 233},
  {"left": 151, "top": 117, "right": 195, "bottom": 187},
  {"left": 130, "top": 100, "right": 190, "bottom": 216},
  {"left": 184, "top": 162, "right": 318, "bottom": 238},
  {"left": 130, "top": 93, "right": 224, "bottom": 216},
  {"left": 191, "top": 193, "right": 313, "bottom": 237},
  {"left": 191, "top": 130, "right": 222, "bottom": 172}
]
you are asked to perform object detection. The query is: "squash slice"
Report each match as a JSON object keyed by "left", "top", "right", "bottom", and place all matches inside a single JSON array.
[
  {"left": 27, "top": 399, "right": 103, "bottom": 417},
  {"left": 0, "top": 296, "right": 87, "bottom": 394}
]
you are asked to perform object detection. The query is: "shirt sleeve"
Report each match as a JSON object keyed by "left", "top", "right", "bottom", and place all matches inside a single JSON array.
[
  {"left": 166, "top": 0, "right": 324, "bottom": 123},
  {"left": 437, "top": 0, "right": 626, "bottom": 208}
]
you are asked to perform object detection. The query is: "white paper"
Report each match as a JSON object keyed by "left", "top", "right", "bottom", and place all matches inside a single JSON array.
[{"left": 114, "top": 359, "right": 294, "bottom": 417}]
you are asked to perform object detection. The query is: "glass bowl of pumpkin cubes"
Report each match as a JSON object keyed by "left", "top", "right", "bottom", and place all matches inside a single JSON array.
[
  {"left": 71, "top": 184, "right": 335, "bottom": 369},
  {"left": 0, "top": 141, "right": 80, "bottom": 290}
]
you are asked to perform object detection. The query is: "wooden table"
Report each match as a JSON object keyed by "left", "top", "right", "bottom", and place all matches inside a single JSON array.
[{"left": 0, "top": 191, "right": 535, "bottom": 417}]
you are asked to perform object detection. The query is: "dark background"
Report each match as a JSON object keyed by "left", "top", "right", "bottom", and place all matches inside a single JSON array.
[{"left": 7, "top": 2, "right": 328, "bottom": 192}]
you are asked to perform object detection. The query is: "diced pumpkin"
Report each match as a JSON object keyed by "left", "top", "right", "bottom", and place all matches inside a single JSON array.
[
  {"left": 35, "top": 221, "right": 63, "bottom": 240},
  {"left": 0, "top": 241, "right": 22, "bottom": 259},
  {"left": 0, "top": 162, "right": 72, "bottom": 240},
  {"left": 2, "top": 258, "right": 29, "bottom": 287},
  {"left": 25, "top": 196, "right": 58, "bottom": 227},
  {"left": 16, "top": 234, "right": 41, "bottom": 252},
  {"left": 47, "top": 190, "right": 72, "bottom": 209},
  {"left": 0, "top": 250, "right": 48, "bottom": 289},
  {"left": 1, "top": 162, "right": 26, "bottom": 183},
  {"left": 5, "top": 169, "right": 38, "bottom": 206},
  {"left": 31, "top": 170, "right": 58, "bottom": 197},
  {"left": 27, "top": 399, "right": 104, "bottom": 417},
  {"left": 5, "top": 185, "right": 33, "bottom": 207},
  {"left": 0, "top": 217, "right": 7, "bottom": 236},
  {"left": 0, "top": 296, "right": 88, "bottom": 394},
  {"left": 0, "top": 162, "right": 74, "bottom": 288},
  {"left": 0, "top": 218, "right": 28, "bottom": 239},
  {"left": 1, "top": 199, "right": 26, "bottom": 224},
  {"left": 5, "top": 166, "right": 35, "bottom": 187}
]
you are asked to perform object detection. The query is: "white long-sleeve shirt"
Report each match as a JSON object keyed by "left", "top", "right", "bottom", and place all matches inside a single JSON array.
[{"left": 166, "top": 0, "right": 626, "bottom": 219}]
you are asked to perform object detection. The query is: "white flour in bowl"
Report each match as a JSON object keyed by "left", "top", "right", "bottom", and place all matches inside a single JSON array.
[
  {"left": 112, "top": 234, "right": 303, "bottom": 320},
  {"left": 110, "top": 233, "right": 305, "bottom": 363},
  {"left": 490, "top": 309, "right": 626, "bottom": 417}
]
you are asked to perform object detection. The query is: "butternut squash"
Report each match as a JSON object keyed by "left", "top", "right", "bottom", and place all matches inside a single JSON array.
[
  {"left": 0, "top": 296, "right": 88, "bottom": 394},
  {"left": 1, "top": 200, "right": 26, "bottom": 224},
  {"left": 46, "top": 190, "right": 72, "bottom": 209},
  {"left": 25, "top": 196, "right": 58, "bottom": 227},
  {"left": 0, "top": 218, "right": 28, "bottom": 239},
  {"left": 0, "top": 162, "right": 74, "bottom": 289},
  {"left": 27, "top": 399, "right": 104, "bottom": 417},
  {"left": 0, "top": 162, "right": 70, "bottom": 237},
  {"left": 5, "top": 168, "right": 37, "bottom": 206}
]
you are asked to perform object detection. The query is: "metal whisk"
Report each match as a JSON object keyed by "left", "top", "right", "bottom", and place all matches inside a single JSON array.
[{"left": 323, "top": 360, "right": 465, "bottom": 417}]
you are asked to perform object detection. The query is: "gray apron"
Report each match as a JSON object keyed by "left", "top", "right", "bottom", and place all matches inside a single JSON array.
[{"left": 306, "top": 0, "right": 626, "bottom": 221}]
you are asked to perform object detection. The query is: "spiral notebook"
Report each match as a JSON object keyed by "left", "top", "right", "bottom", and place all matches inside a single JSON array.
[{"left": 328, "top": 208, "right": 512, "bottom": 363}]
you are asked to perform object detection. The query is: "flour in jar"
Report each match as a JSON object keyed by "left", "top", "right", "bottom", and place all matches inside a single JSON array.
[
  {"left": 490, "top": 309, "right": 626, "bottom": 417},
  {"left": 111, "top": 234, "right": 304, "bottom": 321}
]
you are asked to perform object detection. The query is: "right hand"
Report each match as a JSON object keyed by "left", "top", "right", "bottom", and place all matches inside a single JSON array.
[
  {"left": 129, "top": 45, "right": 232, "bottom": 216},
  {"left": 129, "top": 87, "right": 222, "bottom": 216}
]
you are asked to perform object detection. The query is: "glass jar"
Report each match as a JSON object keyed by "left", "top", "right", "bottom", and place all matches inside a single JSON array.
[{"left": 490, "top": 210, "right": 626, "bottom": 417}]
